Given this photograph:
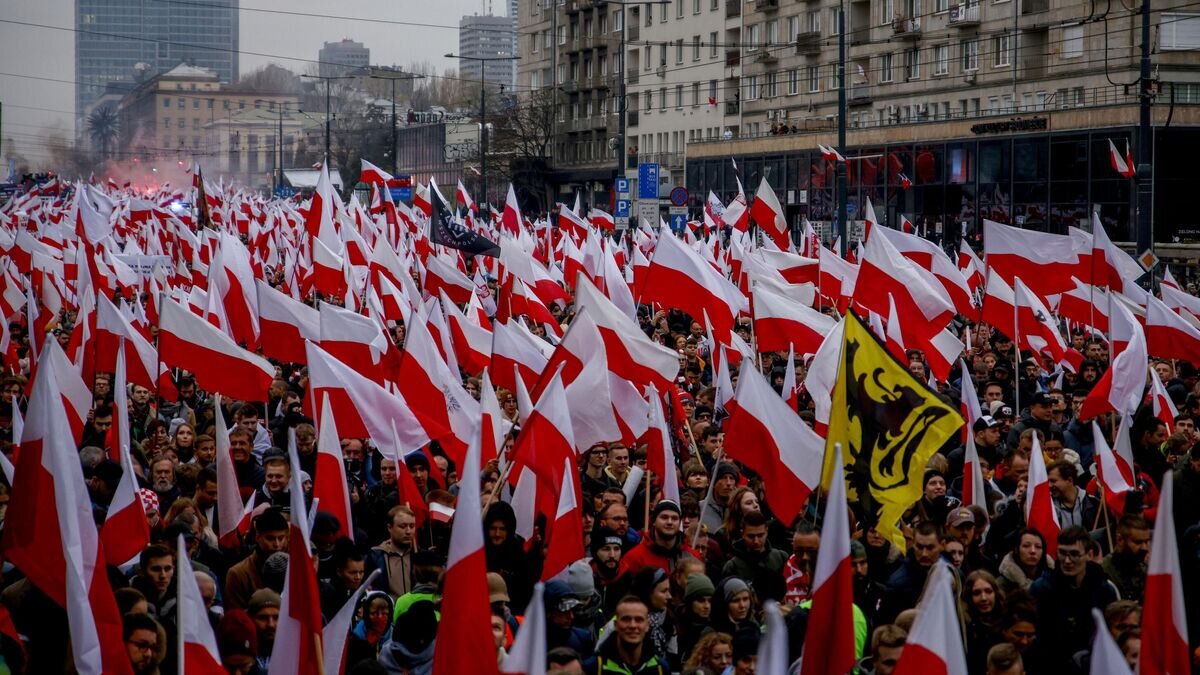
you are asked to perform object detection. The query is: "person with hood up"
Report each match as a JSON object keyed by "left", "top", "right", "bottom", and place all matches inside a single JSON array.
[
  {"left": 345, "top": 590, "right": 394, "bottom": 669},
  {"left": 483, "top": 501, "right": 538, "bottom": 610},
  {"left": 379, "top": 598, "right": 438, "bottom": 675}
]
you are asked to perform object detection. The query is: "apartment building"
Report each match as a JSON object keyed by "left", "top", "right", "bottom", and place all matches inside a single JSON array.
[{"left": 682, "top": 0, "right": 1200, "bottom": 243}]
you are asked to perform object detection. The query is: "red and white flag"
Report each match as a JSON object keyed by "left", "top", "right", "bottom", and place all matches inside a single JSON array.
[
  {"left": 751, "top": 282, "right": 836, "bottom": 355},
  {"left": 256, "top": 279, "right": 321, "bottom": 364},
  {"left": 1140, "top": 469, "right": 1190, "bottom": 675},
  {"left": 642, "top": 229, "right": 746, "bottom": 340},
  {"left": 212, "top": 394, "right": 247, "bottom": 548},
  {"left": 798, "top": 444, "right": 855, "bottom": 675},
  {"left": 723, "top": 178, "right": 750, "bottom": 233},
  {"left": 724, "top": 358, "right": 824, "bottom": 525},
  {"left": 491, "top": 318, "right": 554, "bottom": 393},
  {"left": 1025, "top": 434, "right": 1061, "bottom": 559},
  {"left": 1, "top": 342, "right": 131, "bottom": 675},
  {"left": 643, "top": 384, "right": 681, "bottom": 504},
  {"left": 891, "top": 561, "right": 969, "bottom": 675},
  {"left": 158, "top": 298, "right": 275, "bottom": 402},
  {"left": 818, "top": 144, "right": 846, "bottom": 162},
  {"left": 781, "top": 345, "right": 799, "bottom": 411},
  {"left": 432, "top": 430, "right": 500, "bottom": 675},
  {"left": 176, "top": 534, "right": 224, "bottom": 674},
  {"left": 1145, "top": 295, "right": 1200, "bottom": 365},
  {"left": 749, "top": 177, "right": 788, "bottom": 250},
  {"left": 1149, "top": 367, "right": 1180, "bottom": 434},
  {"left": 574, "top": 275, "right": 679, "bottom": 389},
  {"left": 314, "top": 395, "right": 354, "bottom": 541},
  {"left": 95, "top": 295, "right": 159, "bottom": 390},
  {"left": 269, "top": 442, "right": 325, "bottom": 675},
  {"left": 959, "top": 363, "right": 987, "bottom": 510},
  {"left": 983, "top": 218, "right": 1087, "bottom": 298},
  {"left": 1080, "top": 302, "right": 1147, "bottom": 420},
  {"left": 855, "top": 229, "right": 954, "bottom": 340},
  {"left": 360, "top": 158, "right": 393, "bottom": 185},
  {"left": 100, "top": 342, "right": 151, "bottom": 566},
  {"left": 1093, "top": 419, "right": 1134, "bottom": 518},
  {"left": 500, "top": 583, "right": 546, "bottom": 675},
  {"left": 501, "top": 184, "right": 523, "bottom": 235},
  {"left": 1108, "top": 139, "right": 1136, "bottom": 179}
]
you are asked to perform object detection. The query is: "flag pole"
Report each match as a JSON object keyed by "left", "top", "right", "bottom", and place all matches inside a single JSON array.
[
  {"left": 691, "top": 449, "right": 724, "bottom": 549},
  {"left": 1012, "top": 276, "right": 1021, "bottom": 416},
  {"left": 643, "top": 464, "right": 652, "bottom": 533}
]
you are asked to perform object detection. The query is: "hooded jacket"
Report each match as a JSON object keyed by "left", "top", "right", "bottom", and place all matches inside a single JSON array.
[{"left": 484, "top": 501, "right": 537, "bottom": 610}]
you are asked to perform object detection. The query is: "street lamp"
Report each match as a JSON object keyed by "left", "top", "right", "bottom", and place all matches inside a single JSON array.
[
  {"left": 445, "top": 52, "right": 519, "bottom": 211},
  {"left": 255, "top": 99, "right": 300, "bottom": 194},
  {"left": 300, "top": 73, "right": 356, "bottom": 166},
  {"left": 361, "top": 66, "right": 426, "bottom": 175}
]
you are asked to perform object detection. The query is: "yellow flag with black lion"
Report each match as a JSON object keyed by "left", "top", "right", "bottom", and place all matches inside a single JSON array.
[{"left": 824, "top": 311, "right": 964, "bottom": 550}]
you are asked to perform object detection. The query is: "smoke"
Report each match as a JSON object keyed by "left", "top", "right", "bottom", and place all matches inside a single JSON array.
[{"left": 95, "top": 158, "right": 193, "bottom": 195}]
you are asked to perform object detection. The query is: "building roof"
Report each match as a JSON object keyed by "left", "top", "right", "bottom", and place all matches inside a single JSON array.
[
  {"left": 283, "top": 169, "right": 343, "bottom": 189},
  {"left": 161, "top": 63, "right": 220, "bottom": 80}
]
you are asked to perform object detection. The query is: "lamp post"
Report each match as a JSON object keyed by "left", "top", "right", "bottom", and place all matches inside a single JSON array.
[
  {"left": 445, "top": 52, "right": 518, "bottom": 210},
  {"left": 255, "top": 99, "right": 299, "bottom": 194},
  {"left": 363, "top": 66, "right": 426, "bottom": 175},
  {"left": 300, "top": 73, "right": 355, "bottom": 166}
]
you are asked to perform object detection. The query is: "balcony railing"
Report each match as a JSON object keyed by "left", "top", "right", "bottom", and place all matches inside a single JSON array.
[
  {"left": 726, "top": 0, "right": 741, "bottom": 18},
  {"left": 725, "top": 49, "right": 741, "bottom": 67},
  {"left": 848, "top": 84, "right": 872, "bottom": 105},
  {"left": 758, "top": 0, "right": 779, "bottom": 10},
  {"left": 627, "top": 24, "right": 639, "bottom": 41},
  {"left": 627, "top": 110, "right": 639, "bottom": 126},
  {"left": 794, "top": 32, "right": 822, "bottom": 55},
  {"left": 892, "top": 16, "right": 921, "bottom": 37},
  {"left": 756, "top": 48, "right": 779, "bottom": 63},
  {"left": 639, "top": 152, "right": 685, "bottom": 169},
  {"left": 725, "top": 100, "right": 740, "bottom": 115},
  {"left": 948, "top": 4, "right": 980, "bottom": 25}
]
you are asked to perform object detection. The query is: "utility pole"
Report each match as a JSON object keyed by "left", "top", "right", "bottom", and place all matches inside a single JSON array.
[
  {"left": 300, "top": 74, "right": 354, "bottom": 169},
  {"left": 366, "top": 67, "right": 425, "bottom": 176},
  {"left": 1136, "top": 0, "right": 1153, "bottom": 255},
  {"left": 446, "top": 53, "right": 518, "bottom": 209},
  {"left": 837, "top": 0, "right": 848, "bottom": 256}
]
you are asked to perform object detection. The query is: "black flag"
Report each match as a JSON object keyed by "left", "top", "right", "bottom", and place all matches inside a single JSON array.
[{"left": 429, "top": 184, "right": 500, "bottom": 257}]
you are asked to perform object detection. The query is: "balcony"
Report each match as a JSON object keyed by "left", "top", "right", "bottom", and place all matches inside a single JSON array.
[
  {"left": 627, "top": 24, "right": 639, "bottom": 41},
  {"left": 848, "top": 84, "right": 872, "bottom": 106},
  {"left": 628, "top": 70, "right": 639, "bottom": 84},
  {"left": 726, "top": 0, "right": 741, "bottom": 18},
  {"left": 794, "top": 32, "right": 822, "bottom": 55},
  {"left": 758, "top": 0, "right": 779, "bottom": 10},
  {"left": 725, "top": 100, "right": 740, "bottom": 115},
  {"left": 892, "top": 16, "right": 921, "bottom": 38},
  {"left": 725, "top": 49, "right": 741, "bottom": 67},
  {"left": 640, "top": 152, "right": 685, "bottom": 170},
  {"left": 1021, "top": 0, "right": 1047, "bottom": 13},
  {"left": 948, "top": 4, "right": 980, "bottom": 26},
  {"left": 628, "top": 110, "right": 639, "bottom": 126},
  {"left": 755, "top": 49, "right": 778, "bottom": 64}
]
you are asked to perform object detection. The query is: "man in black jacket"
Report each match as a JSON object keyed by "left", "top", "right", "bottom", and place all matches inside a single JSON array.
[{"left": 1029, "top": 526, "right": 1119, "bottom": 669}]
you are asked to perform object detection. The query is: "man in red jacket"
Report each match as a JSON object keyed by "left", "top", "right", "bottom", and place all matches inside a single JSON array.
[{"left": 621, "top": 500, "right": 699, "bottom": 575}]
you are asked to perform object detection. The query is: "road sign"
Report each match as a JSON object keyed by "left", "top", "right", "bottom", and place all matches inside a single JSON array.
[
  {"left": 616, "top": 177, "right": 630, "bottom": 195},
  {"left": 615, "top": 198, "right": 631, "bottom": 219},
  {"left": 637, "top": 163, "right": 659, "bottom": 200},
  {"left": 637, "top": 201, "right": 660, "bottom": 225},
  {"left": 669, "top": 186, "right": 689, "bottom": 207},
  {"left": 668, "top": 206, "right": 687, "bottom": 216},
  {"left": 615, "top": 216, "right": 630, "bottom": 229},
  {"left": 1137, "top": 248, "right": 1160, "bottom": 272},
  {"left": 669, "top": 213, "right": 688, "bottom": 233},
  {"left": 389, "top": 187, "right": 412, "bottom": 203}
]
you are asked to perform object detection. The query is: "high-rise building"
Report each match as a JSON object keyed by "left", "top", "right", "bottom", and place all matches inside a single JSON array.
[
  {"left": 459, "top": 15, "right": 518, "bottom": 87},
  {"left": 318, "top": 39, "right": 371, "bottom": 78},
  {"left": 76, "top": 0, "right": 238, "bottom": 127}
]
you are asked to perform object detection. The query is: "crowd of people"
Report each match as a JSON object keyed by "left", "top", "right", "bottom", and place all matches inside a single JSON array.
[{"left": 0, "top": 171, "right": 1194, "bottom": 675}]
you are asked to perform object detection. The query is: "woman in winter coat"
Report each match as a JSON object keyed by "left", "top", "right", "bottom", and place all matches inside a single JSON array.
[
  {"left": 344, "top": 591, "right": 394, "bottom": 669},
  {"left": 997, "top": 529, "right": 1054, "bottom": 593}
]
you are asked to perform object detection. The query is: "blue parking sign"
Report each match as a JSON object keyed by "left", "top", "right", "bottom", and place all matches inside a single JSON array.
[
  {"left": 637, "top": 164, "right": 659, "bottom": 200},
  {"left": 616, "top": 177, "right": 630, "bottom": 195},
  {"left": 616, "top": 199, "right": 631, "bottom": 218}
]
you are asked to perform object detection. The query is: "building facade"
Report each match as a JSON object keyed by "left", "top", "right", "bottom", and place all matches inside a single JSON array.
[
  {"left": 116, "top": 64, "right": 301, "bottom": 188},
  {"left": 76, "top": 0, "right": 238, "bottom": 129},
  {"left": 396, "top": 110, "right": 473, "bottom": 191},
  {"left": 459, "top": 15, "right": 520, "bottom": 87},
  {"left": 318, "top": 40, "right": 371, "bottom": 78}
]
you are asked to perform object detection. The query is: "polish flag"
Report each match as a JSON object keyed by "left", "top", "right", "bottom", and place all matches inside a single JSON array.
[
  {"left": 395, "top": 312, "right": 481, "bottom": 465},
  {"left": 319, "top": 301, "right": 396, "bottom": 385},
  {"left": 891, "top": 561, "right": 969, "bottom": 675},
  {"left": 803, "top": 318, "right": 846, "bottom": 434},
  {"left": 95, "top": 295, "right": 159, "bottom": 390},
  {"left": 560, "top": 318, "right": 621, "bottom": 451},
  {"left": 424, "top": 254, "right": 476, "bottom": 305},
  {"left": 755, "top": 249, "right": 821, "bottom": 287},
  {"left": 212, "top": 394, "right": 247, "bottom": 548},
  {"left": 158, "top": 298, "right": 275, "bottom": 402},
  {"left": 818, "top": 246, "right": 859, "bottom": 309},
  {"left": 1140, "top": 469, "right": 1190, "bottom": 675},
  {"left": 312, "top": 236, "right": 348, "bottom": 299},
  {"left": 1055, "top": 277, "right": 1111, "bottom": 334},
  {"left": 818, "top": 144, "right": 846, "bottom": 162},
  {"left": 704, "top": 191, "right": 726, "bottom": 234},
  {"left": 643, "top": 384, "right": 681, "bottom": 504},
  {"left": 501, "top": 184, "right": 523, "bottom": 235},
  {"left": 432, "top": 430, "right": 500, "bottom": 675},
  {"left": 1093, "top": 420, "right": 1134, "bottom": 516},
  {"left": 1014, "top": 278, "right": 1079, "bottom": 371},
  {"left": 479, "top": 371, "right": 512, "bottom": 465},
  {"left": 1145, "top": 295, "right": 1200, "bottom": 364},
  {"left": 498, "top": 242, "right": 570, "bottom": 309},
  {"left": 1162, "top": 265, "right": 1180, "bottom": 290},
  {"left": 314, "top": 395, "right": 354, "bottom": 541},
  {"left": 100, "top": 342, "right": 151, "bottom": 565},
  {"left": 1025, "top": 433, "right": 1061, "bottom": 559},
  {"left": 642, "top": 229, "right": 747, "bottom": 340},
  {"left": 490, "top": 319, "right": 554, "bottom": 393},
  {"left": 574, "top": 275, "right": 680, "bottom": 389},
  {"left": 749, "top": 177, "right": 788, "bottom": 250},
  {"left": 442, "top": 291, "right": 492, "bottom": 376},
  {"left": 303, "top": 162, "right": 339, "bottom": 243},
  {"left": 211, "top": 231, "right": 260, "bottom": 348},
  {"left": 1108, "top": 139, "right": 1136, "bottom": 179},
  {"left": 269, "top": 442, "right": 324, "bottom": 675},
  {"left": 1149, "top": 367, "right": 1180, "bottom": 434},
  {"left": 1090, "top": 607, "right": 1135, "bottom": 675},
  {"left": 983, "top": 218, "right": 1087, "bottom": 298},
  {"left": 1090, "top": 214, "right": 1141, "bottom": 291},
  {"left": 855, "top": 229, "right": 954, "bottom": 340},
  {"left": 723, "top": 178, "right": 750, "bottom": 233},
  {"left": 1161, "top": 284, "right": 1200, "bottom": 322},
  {"left": 256, "top": 280, "right": 320, "bottom": 364},
  {"left": 871, "top": 225, "right": 979, "bottom": 321},
  {"left": 324, "top": 570, "right": 381, "bottom": 675},
  {"left": 798, "top": 443, "right": 855, "bottom": 675},
  {"left": 1080, "top": 302, "right": 1147, "bottom": 420},
  {"left": 1, "top": 341, "right": 131, "bottom": 675},
  {"left": 176, "top": 534, "right": 224, "bottom": 674},
  {"left": 781, "top": 345, "right": 799, "bottom": 411},
  {"left": 884, "top": 295, "right": 907, "bottom": 363},
  {"left": 541, "top": 460, "right": 585, "bottom": 581},
  {"left": 413, "top": 181, "right": 432, "bottom": 217},
  {"left": 751, "top": 282, "right": 836, "bottom": 355},
  {"left": 724, "top": 358, "right": 824, "bottom": 525},
  {"left": 360, "top": 158, "right": 393, "bottom": 185},
  {"left": 958, "top": 240, "right": 985, "bottom": 294},
  {"left": 509, "top": 369, "right": 575, "bottom": 500},
  {"left": 500, "top": 583, "right": 546, "bottom": 675},
  {"left": 305, "top": 341, "right": 441, "bottom": 456}
]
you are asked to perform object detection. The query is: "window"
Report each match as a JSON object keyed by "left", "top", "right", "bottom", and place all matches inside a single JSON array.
[
  {"left": 178, "top": 98, "right": 185, "bottom": 108},
  {"left": 659, "top": 43, "right": 668, "bottom": 65},
  {"left": 544, "top": 30, "right": 551, "bottom": 49},
  {"left": 747, "top": 24, "right": 761, "bottom": 51},
  {"left": 558, "top": 25, "right": 566, "bottom": 44},
  {"left": 747, "top": 75, "right": 760, "bottom": 99},
  {"left": 558, "top": 63, "right": 566, "bottom": 83},
  {"left": 613, "top": 10, "right": 622, "bottom": 31},
  {"left": 645, "top": 45, "right": 652, "bottom": 69},
  {"left": 710, "top": 79, "right": 718, "bottom": 102},
  {"left": 831, "top": 7, "right": 843, "bottom": 33},
  {"left": 193, "top": 118, "right": 200, "bottom": 130},
  {"left": 193, "top": 99, "right": 200, "bottom": 109},
  {"left": 993, "top": 33, "right": 1011, "bottom": 67},
  {"left": 880, "top": 53, "right": 894, "bottom": 82},
  {"left": 178, "top": 118, "right": 185, "bottom": 129},
  {"left": 788, "top": 69, "right": 799, "bottom": 94},
  {"left": 613, "top": 52, "right": 622, "bottom": 73},
  {"left": 882, "top": 0, "right": 894, "bottom": 24},
  {"left": 765, "top": 71, "right": 778, "bottom": 97},
  {"left": 645, "top": 91, "right": 653, "bottom": 110},
  {"left": 935, "top": 0, "right": 948, "bottom": 12},
  {"left": 1161, "top": 13, "right": 1200, "bottom": 49},
  {"left": 662, "top": 2, "right": 668, "bottom": 21},
  {"left": 678, "top": 0, "right": 684, "bottom": 18},
  {"left": 646, "top": 4, "right": 653, "bottom": 25},
  {"left": 694, "top": 0, "right": 701, "bottom": 13},
  {"left": 693, "top": 35, "right": 701, "bottom": 60},
  {"left": 692, "top": 82, "right": 700, "bottom": 105},
  {"left": 660, "top": 87, "right": 667, "bottom": 109},
  {"left": 807, "top": 10, "right": 821, "bottom": 33},
  {"left": 584, "top": 59, "right": 593, "bottom": 77},
  {"left": 905, "top": 48, "right": 920, "bottom": 79},
  {"left": 676, "top": 39, "right": 684, "bottom": 63},
  {"left": 163, "top": 117, "right": 171, "bottom": 129},
  {"left": 934, "top": 44, "right": 950, "bottom": 75},
  {"left": 961, "top": 39, "right": 979, "bottom": 70},
  {"left": 711, "top": 32, "right": 719, "bottom": 57},
  {"left": 531, "top": 34, "right": 539, "bottom": 53},
  {"left": 829, "top": 64, "right": 840, "bottom": 89},
  {"left": 807, "top": 65, "right": 820, "bottom": 92},
  {"left": 789, "top": 16, "right": 800, "bottom": 41},
  {"left": 766, "top": 20, "right": 778, "bottom": 46},
  {"left": 712, "top": 0, "right": 719, "bottom": 9},
  {"left": 162, "top": 98, "right": 170, "bottom": 108},
  {"left": 1062, "top": 24, "right": 1083, "bottom": 58},
  {"left": 599, "top": 13, "right": 607, "bottom": 32}
]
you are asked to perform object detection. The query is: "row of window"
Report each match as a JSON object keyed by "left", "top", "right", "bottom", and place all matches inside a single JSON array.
[{"left": 160, "top": 97, "right": 287, "bottom": 111}]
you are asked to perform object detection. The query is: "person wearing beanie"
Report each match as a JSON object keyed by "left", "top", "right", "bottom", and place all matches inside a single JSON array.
[
  {"left": 850, "top": 539, "right": 888, "bottom": 629},
  {"left": 246, "top": 588, "right": 280, "bottom": 672},
  {"left": 216, "top": 609, "right": 261, "bottom": 674},
  {"left": 566, "top": 560, "right": 604, "bottom": 634},
  {"left": 701, "top": 463, "right": 740, "bottom": 533},
  {"left": 224, "top": 507, "right": 289, "bottom": 612},
  {"left": 590, "top": 525, "right": 632, "bottom": 617},
  {"left": 676, "top": 573, "right": 717, "bottom": 662},
  {"left": 621, "top": 499, "right": 700, "bottom": 576},
  {"left": 711, "top": 576, "right": 758, "bottom": 641}
]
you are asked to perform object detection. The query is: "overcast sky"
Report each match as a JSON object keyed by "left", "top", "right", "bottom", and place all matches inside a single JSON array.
[{"left": 0, "top": 0, "right": 492, "bottom": 167}]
